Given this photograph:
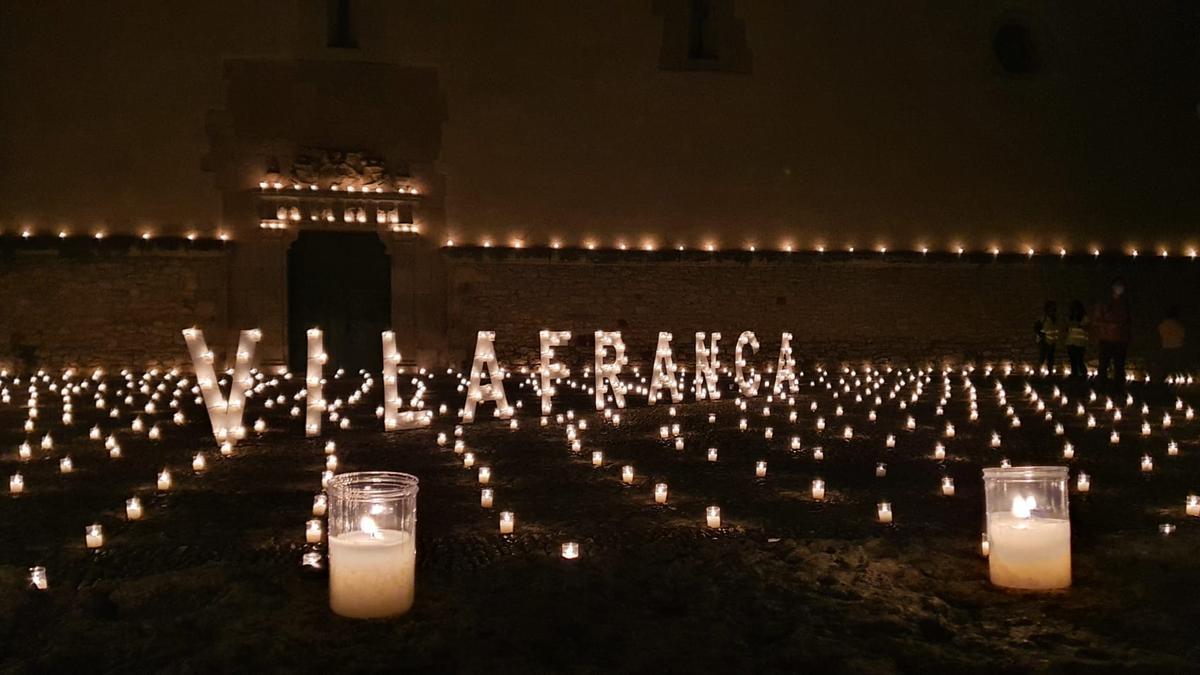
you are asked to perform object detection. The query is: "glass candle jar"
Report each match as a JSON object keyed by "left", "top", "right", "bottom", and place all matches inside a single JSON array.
[
  {"left": 327, "top": 471, "right": 418, "bottom": 619},
  {"left": 983, "top": 466, "right": 1071, "bottom": 590}
]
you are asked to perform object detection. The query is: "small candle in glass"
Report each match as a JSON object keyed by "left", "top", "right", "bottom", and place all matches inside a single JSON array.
[
  {"left": 813, "top": 447, "right": 824, "bottom": 461},
  {"left": 463, "top": 452, "right": 475, "bottom": 469},
  {"left": 192, "top": 452, "right": 207, "bottom": 473},
  {"left": 1186, "top": 495, "right": 1199, "bottom": 517},
  {"left": 877, "top": 501, "right": 893, "bottom": 523},
  {"left": 1140, "top": 455, "right": 1153, "bottom": 473},
  {"left": 306, "top": 519, "right": 323, "bottom": 544},
  {"left": 85, "top": 523, "right": 104, "bottom": 549},
  {"left": 480, "top": 488, "right": 494, "bottom": 508},
  {"left": 126, "top": 497, "right": 144, "bottom": 520},
  {"left": 29, "top": 566, "right": 48, "bottom": 590},
  {"left": 707, "top": 448, "right": 718, "bottom": 462},
  {"left": 980, "top": 533, "right": 990, "bottom": 557},
  {"left": 654, "top": 482, "right": 668, "bottom": 504},
  {"left": 622, "top": 465, "right": 634, "bottom": 484},
  {"left": 478, "top": 467, "right": 491, "bottom": 485},
  {"left": 941, "top": 477, "right": 955, "bottom": 496},
  {"left": 561, "top": 541, "right": 580, "bottom": 559},
  {"left": 157, "top": 469, "right": 172, "bottom": 491},
  {"left": 811, "top": 479, "right": 825, "bottom": 500},
  {"left": 706, "top": 506, "right": 721, "bottom": 528},
  {"left": 313, "top": 493, "right": 328, "bottom": 516},
  {"left": 591, "top": 451, "right": 603, "bottom": 467},
  {"left": 755, "top": 461, "right": 767, "bottom": 478},
  {"left": 674, "top": 438, "right": 685, "bottom": 451},
  {"left": 499, "top": 511, "right": 515, "bottom": 534},
  {"left": 875, "top": 463, "right": 887, "bottom": 478},
  {"left": 59, "top": 456, "right": 74, "bottom": 474},
  {"left": 1076, "top": 472, "right": 1091, "bottom": 492}
]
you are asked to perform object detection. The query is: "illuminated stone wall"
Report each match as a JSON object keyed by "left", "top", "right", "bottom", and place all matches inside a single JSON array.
[{"left": 0, "top": 246, "right": 230, "bottom": 369}]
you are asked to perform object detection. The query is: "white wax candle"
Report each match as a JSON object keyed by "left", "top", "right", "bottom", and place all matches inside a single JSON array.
[
  {"left": 622, "top": 465, "right": 634, "bottom": 484},
  {"left": 126, "top": 497, "right": 144, "bottom": 520},
  {"left": 941, "top": 477, "right": 955, "bottom": 496},
  {"left": 157, "top": 470, "right": 172, "bottom": 491},
  {"left": 478, "top": 467, "right": 491, "bottom": 484},
  {"left": 9, "top": 473, "right": 25, "bottom": 494},
  {"left": 481, "top": 488, "right": 494, "bottom": 508},
  {"left": 877, "top": 502, "right": 893, "bottom": 523},
  {"left": 1186, "top": 495, "right": 1199, "bottom": 517},
  {"left": 59, "top": 457, "right": 73, "bottom": 473},
  {"left": 192, "top": 453, "right": 206, "bottom": 473},
  {"left": 1076, "top": 473, "right": 1091, "bottom": 492},
  {"left": 499, "top": 511, "right": 515, "bottom": 534},
  {"left": 654, "top": 482, "right": 668, "bottom": 504},
  {"left": 707, "top": 448, "right": 718, "bottom": 462},
  {"left": 987, "top": 510, "right": 1071, "bottom": 590},
  {"left": 313, "top": 494, "right": 327, "bottom": 516},
  {"left": 329, "top": 529, "right": 416, "bottom": 619},
  {"left": 706, "top": 506, "right": 721, "bottom": 528},
  {"left": 306, "top": 519, "right": 323, "bottom": 544},
  {"left": 885, "top": 434, "right": 896, "bottom": 448},
  {"left": 561, "top": 541, "right": 579, "bottom": 559},
  {"left": 463, "top": 453, "right": 475, "bottom": 468},
  {"left": 875, "top": 463, "right": 887, "bottom": 478},
  {"left": 811, "top": 479, "right": 825, "bottom": 500},
  {"left": 592, "top": 451, "right": 603, "bottom": 467},
  {"left": 674, "top": 438, "right": 685, "bottom": 451},
  {"left": 813, "top": 448, "right": 824, "bottom": 461},
  {"left": 980, "top": 533, "right": 990, "bottom": 557},
  {"left": 1141, "top": 455, "right": 1153, "bottom": 472},
  {"left": 85, "top": 524, "right": 104, "bottom": 549},
  {"left": 30, "top": 566, "right": 48, "bottom": 590},
  {"left": 755, "top": 461, "right": 767, "bottom": 478}
]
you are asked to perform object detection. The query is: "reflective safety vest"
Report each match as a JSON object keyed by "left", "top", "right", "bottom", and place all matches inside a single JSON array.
[
  {"left": 1066, "top": 319, "right": 1089, "bottom": 347},
  {"left": 1038, "top": 319, "right": 1060, "bottom": 343}
]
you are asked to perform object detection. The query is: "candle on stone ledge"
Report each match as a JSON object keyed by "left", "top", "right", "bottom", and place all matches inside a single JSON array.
[
  {"left": 125, "top": 497, "right": 144, "bottom": 520},
  {"left": 980, "top": 533, "right": 990, "bottom": 557},
  {"left": 499, "top": 511, "right": 515, "bottom": 534},
  {"left": 706, "top": 506, "right": 721, "bottom": 528}
]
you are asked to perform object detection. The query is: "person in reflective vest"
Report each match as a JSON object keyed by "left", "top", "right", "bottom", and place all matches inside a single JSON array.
[
  {"left": 1034, "top": 300, "right": 1060, "bottom": 370},
  {"left": 1065, "top": 299, "right": 1090, "bottom": 378}
]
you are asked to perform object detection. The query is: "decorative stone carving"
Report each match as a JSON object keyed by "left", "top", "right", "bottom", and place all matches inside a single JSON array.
[{"left": 284, "top": 149, "right": 405, "bottom": 192}]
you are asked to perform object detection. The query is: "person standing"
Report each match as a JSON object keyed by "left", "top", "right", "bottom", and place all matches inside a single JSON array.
[
  {"left": 1156, "top": 306, "right": 1186, "bottom": 382},
  {"left": 1034, "top": 300, "right": 1060, "bottom": 371},
  {"left": 1065, "top": 300, "right": 1090, "bottom": 378},
  {"left": 1093, "top": 278, "right": 1131, "bottom": 389}
]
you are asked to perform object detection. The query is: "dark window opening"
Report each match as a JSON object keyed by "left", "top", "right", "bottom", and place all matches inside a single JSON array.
[
  {"left": 687, "top": 0, "right": 718, "bottom": 60},
  {"left": 993, "top": 23, "right": 1037, "bottom": 74},
  {"left": 327, "top": 0, "right": 356, "bottom": 49}
]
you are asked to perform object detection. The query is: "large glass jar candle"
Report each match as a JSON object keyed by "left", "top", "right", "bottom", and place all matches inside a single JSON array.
[
  {"left": 328, "top": 471, "right": 418, "bottom": 618},
  {"left": 983, "top": 466, "right": 1071, "bottom": 590}
]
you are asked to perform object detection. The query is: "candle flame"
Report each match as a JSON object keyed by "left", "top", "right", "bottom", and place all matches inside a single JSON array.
[
  {"left": 1011, "top": 495, "right": 1036, "bottom": 519},
  {"left": 360, "top": 515, "right": 381, "bottom": 538}
]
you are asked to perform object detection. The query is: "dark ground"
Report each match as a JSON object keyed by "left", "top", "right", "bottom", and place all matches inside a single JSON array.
[{"left": 1, "top": 364, "right": 1198, "bottom": 673}]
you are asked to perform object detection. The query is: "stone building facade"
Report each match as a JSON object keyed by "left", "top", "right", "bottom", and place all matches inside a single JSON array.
[{"left": 1, "top": 2, "right": 1197, "bottom": 370}]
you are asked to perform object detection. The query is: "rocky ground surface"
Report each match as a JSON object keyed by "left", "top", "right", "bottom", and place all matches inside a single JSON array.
[{"left": 1, "top": 366, "right": 1198, "bottom": 673}]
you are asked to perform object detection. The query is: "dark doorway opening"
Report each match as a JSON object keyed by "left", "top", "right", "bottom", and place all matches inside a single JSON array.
[{"left": 288, "top": 231, "right": 391, "bottom": 374}]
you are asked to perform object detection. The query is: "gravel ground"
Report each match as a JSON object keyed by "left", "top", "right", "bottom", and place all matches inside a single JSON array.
[{"left": 1, "top": 365, "right": 1198, "bottom": 673}]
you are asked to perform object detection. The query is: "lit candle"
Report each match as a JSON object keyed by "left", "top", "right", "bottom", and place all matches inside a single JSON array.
[
  {"left": 875, "top": 463, "right": 887, "bottom": 478},
  {"left": 85, "top": 523, "right": 104, "bottom": 549},
  {"left": 59, "top": 456, "right": 74, "bottom": 474},
  {"left": 1062, "top": 442, "right": 1074, "bottom": 460},
  {"left": 192, "top": 452, "right": 207, "bottom": 473},
  {"left": 933, "top": 443, "right": 946, "bottom": 460},
  {"left": 1141, "top": 455, "right": 1153, "bottom": 473},
  {"left": 125, "top": 497, "right": 144, "bottom": 520},
  {"left": 877, "top": 502, "right": 893, "bottom": 523},
  {"left": 9, "top": 473, "right": 24, "bottom": 494},
  {"left": 813, "top": 447, "right": 824, "bottom": 461},
  {"left": 306, "top": 519, "right": 323, "bottom": 544},
  {"left": 157, "top": 469, "right": 172, "bottom": 491},
  {"left": 706, "top": 506, "right": 721, "bottom": 528},
  {"left": 985, "top": 469, "right": 1072, "bottom": 590},
  {"left": 499, "top": 511, "right": 515, "bottom": 534},
  {"left": 480, "top": 488, "right": 494, "bottom": 508},
  {"left": 591, "top": 451, "right": 603, "bottom": 467},
  {"left": 654, "top": 482, "right": 668, "bottom": 504},
  {"left": 755, "top": 461, "right": 767, "bottom": 478},
  {"left": 941, "top": 477, "right": 955, "bottom": 496},
  {"left": 980, "top": 533, "right": 990, "bottom": 557},
  {"left": 811, "top": 479, "right": 825, "bottom": 500},
  {"left": 1187, "top": 495, "right": 1199, "bottom": 517},
  {"left": 561, "top": 541, "right": 580, "bottom": 559},
  {"left": 329, "top": 516, "right": 416, "bottom": 619},
  {"left": 313, "top": 493, "right": 327, "bottom": 516},
  {"left": 1076, "top": 472, "right": 1091, "bottom": 492},
  {"left": 478, "top": 467, "right": 491, "bottom": 485},
  {"left": 463, "top": 452, "right": 475, "bottom": 468},
  {"left": 29, "top": 566, "right": 48, "bottom": 590},
  {"left": 1167, "top": 440, "right": 1179, "bottom": 456},
  {"left": 707, "top": 448, "right": 718, "bottom": 462},
  {"left": 885, "top": 434, "right": 896, "bottom": 448},
  {"left": 674, "top": 438, "right": 685, "bottom": 451},
  {"left": 622, "top": 465, "right": 634, "bottom": 484}
]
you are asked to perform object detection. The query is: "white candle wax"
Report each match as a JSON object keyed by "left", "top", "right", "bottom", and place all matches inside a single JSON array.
[
  {"left": 313, "top": 494, "right": 327, "bottom": 516},
  {"left": 987, "top": 510, "right": 1071, "bottom": 590},
  {"left": 561, "top": 541, "right": 579, "bottom": 559},
  {"left": 941, "top": 477, "right": 955, "bottom": 496},
  {"left": 306, "top": 519, "right": 323, "bottom": 544},
  {"left": 654, "top": 482, "right": 668, "bottom": 504},
  {"left": 481, "top": 488, "right": 494, "bottom": 508},
  {"left": 157, "top": 470, "right": 172, "bottom": 491},
  {"left": 877, "top": 502, "right": 893, "bottom": 523},
  {"left": 622, "top": 465, "right": 634, "bottom": 484},
  {"left": 329, "top": 529, "right": 416, "bottom": 618},
  {"left": 755, "top": 461, "right": 767, "bottom": 478},
  {"left": 591, "top": 451, "right": 603, "bottom": 467},
  {"left": 499, "top": 511, "right": 515, "bottom": 534},
  {"left": 478, "top": 467, "right": 491, "bottom": 484},
  {"left": 706, "top": 506, "right": 721, "bottom": 528},
  {"left": 85, "top": 524, "right": 104, "bottom": 549},
  {"left": 811, "top": 479, "right": 825, "bottom": 500},
  {"left": 1186, "top": 495, "right": 1199, "bottom": 517},
  {"left": 707, "top": 448, "right": 718, "bottom": 462},
  {"left": 1076, "top": 473, "right": 1091, "bottom": 492},
  {"left": 126, "top": 497, "right": 143, "bottom": 520}
]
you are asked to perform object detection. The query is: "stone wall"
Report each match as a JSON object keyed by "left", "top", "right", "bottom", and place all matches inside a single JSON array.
[
  {"left": 0, "top": 244, "right": 230, "bottom": 370},
  {"left": 444, "top": 250, "right": 1200, "bottom": 370}
]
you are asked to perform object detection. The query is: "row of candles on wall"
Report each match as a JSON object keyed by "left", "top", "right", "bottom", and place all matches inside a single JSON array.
[{"left": 3, "top": 338, "right": 1197, "bottom": 613}]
